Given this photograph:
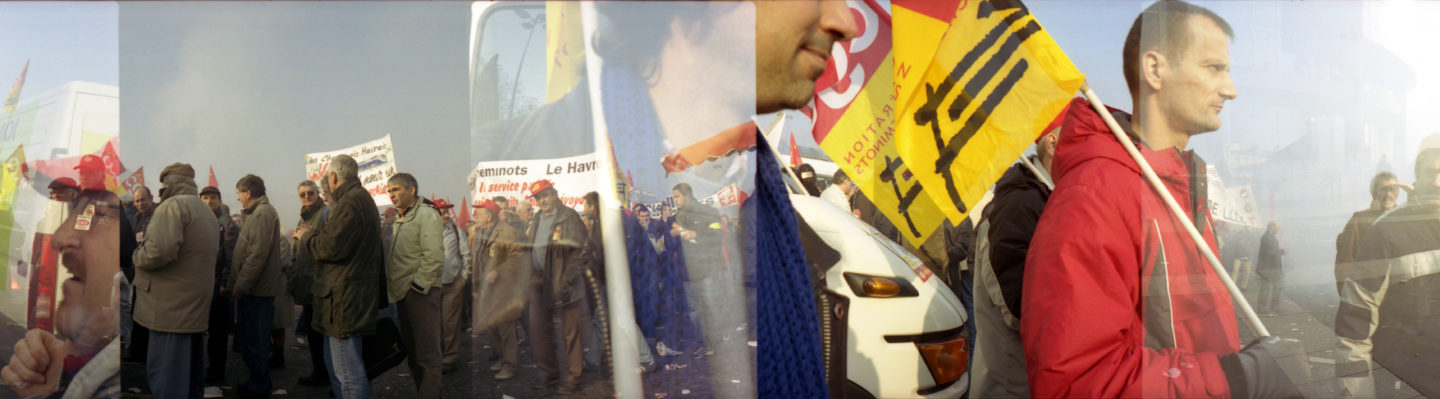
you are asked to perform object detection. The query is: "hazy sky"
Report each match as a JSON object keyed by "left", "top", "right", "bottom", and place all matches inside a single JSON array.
[
  {"left": 0, "top": 2, "right": 118, "bottom": 96},
  {"left": 120, "top": 2, "right": 469, "bottom": 226}
]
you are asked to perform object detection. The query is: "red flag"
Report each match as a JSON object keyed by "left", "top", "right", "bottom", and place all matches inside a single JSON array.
[
  {"left": 208, "top": 166, "right": 219, "bottom": 188},
  {"left": 457, "top": 195, "right": 469, "bottom": 229},
  {"left": 788, "top": 133, "right": 801, "bottom": 167},
  {"left": 120, "top": 167, "right": 145, "bottom": 193},
  {"left": 101, "top": 139, "right": 125, "bottom": 177}
]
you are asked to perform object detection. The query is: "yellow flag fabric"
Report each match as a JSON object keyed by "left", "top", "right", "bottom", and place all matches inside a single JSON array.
[
  {"left": 545, "top": 1, "right": 585, "bottom": 103},
  {"left": 0, "top": 145, "right": 24, "bottom": 211},
  {"left": 4, "top": 60, "right": 28, "bottom": 113},
  {"left": 894, "top": 0, "right": 1083, "bottom": 221},
  {"left": 809, "top": 1, "right": 947, "bottom": 248}
]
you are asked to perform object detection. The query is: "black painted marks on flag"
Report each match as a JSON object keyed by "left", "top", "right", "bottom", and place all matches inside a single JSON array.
[{"left": 911, "top": 0, "right": 1039, "bottom": 212}]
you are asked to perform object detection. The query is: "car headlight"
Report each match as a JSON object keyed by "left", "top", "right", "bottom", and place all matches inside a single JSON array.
[
  {"left": 842, "top": 272, "right": 918, "bottom": 298},
  {"left": 916, "top": 332, "right": 968, "bottom": 388}
]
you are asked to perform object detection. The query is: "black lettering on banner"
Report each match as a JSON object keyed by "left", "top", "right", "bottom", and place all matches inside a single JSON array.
[
  {"left": 879, "top": 155, "right": 931, "bottom": 238},
  {"left": 910, "top": 0, "right": 1040, "bottom": 208}
]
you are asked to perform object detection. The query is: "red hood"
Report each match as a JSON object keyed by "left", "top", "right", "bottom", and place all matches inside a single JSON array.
[{"left": 1052, "top": 97, "right": 1199, "bottom": 198}]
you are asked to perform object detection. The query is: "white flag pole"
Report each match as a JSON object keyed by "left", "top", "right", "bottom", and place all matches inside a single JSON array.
[
  {"left": 1016, "top": 155, "right": 1053, "bottom": 190},
  {"left": 1080, "top": 83, "right": 1269, "bottom": 337},
  {"left": 579, "top": 3, "right": 641, "bottom": 398}
]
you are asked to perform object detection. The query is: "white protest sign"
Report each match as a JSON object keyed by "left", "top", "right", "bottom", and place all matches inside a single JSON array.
[
  {"left": 469, "top": 152, "right": 598, "bottom": 212},
  {"left": 306, "top": 134, "right": 398, "bottom": 208}
]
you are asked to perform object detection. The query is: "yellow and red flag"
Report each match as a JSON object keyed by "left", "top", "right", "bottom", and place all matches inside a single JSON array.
[
  {"left": 893, "top": 0, "right": 1084, "bottom": 221},
  {"left": 809, "top": 0, "right": 947, "bottom": 247}
]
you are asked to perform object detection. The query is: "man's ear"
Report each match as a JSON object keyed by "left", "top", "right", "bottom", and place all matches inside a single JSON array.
[
  {"left": 1043, "top": 132, "right": 1059, "bottom": 155},
  {"left": 1142, "top": 50, "right": 1166, "bottom": 92}
]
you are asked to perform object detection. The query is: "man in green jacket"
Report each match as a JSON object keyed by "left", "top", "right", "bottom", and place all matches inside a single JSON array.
[
  {"left": 294, "top": 155, "right": 385, "bottom": 399},
  {"left": 230, "top": 174, "right": 285, "bottom": 399},
  {"left": 383, "top": 173, "right": 444, "bottom": 399},
  {"left": 132, "top": 163, "right": 218, "bottom": 399}
]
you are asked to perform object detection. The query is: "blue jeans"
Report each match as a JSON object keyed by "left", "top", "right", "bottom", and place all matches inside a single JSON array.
[
  {"left": 147, "top": 331, "right": 204, "bottom": 399},
  {"left": 324, "top": 336, "right": 370, "bottom": 399},
  {"left": 236, "top": 296, "right": 275, "bottom": 394}
]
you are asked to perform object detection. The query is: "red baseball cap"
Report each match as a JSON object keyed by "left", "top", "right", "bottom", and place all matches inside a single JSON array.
[
  {"left": 474, "top": 199, "right": 501, "bottom": 215},
  {"left": 74, "top": 154, "right": 105, "bottom": 172},
  {"left": 527, "top": 179, "right": 555, "bottom": 198},
  {"left": 434, "top": 199, "right": 454, "bottom": 209}
]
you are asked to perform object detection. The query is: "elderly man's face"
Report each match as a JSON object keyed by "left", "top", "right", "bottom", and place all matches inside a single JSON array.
[
  {"left": 518, "top": 201, "right": 534, "bottom": 221},
  {"left": 755, "top": 0, "right": 857, "bottom": 114},
  {"left": 78, "top": 170, "right": 105, "bottom": 191},
  {"left": 52, "top": 193, "right": 122, "bottom": 354},
  {"left": 1155, "top": 15, "right": 1237, "bottom": 136},
  {"left": 299, "top": 185, "right": 320, "bottom": 208},
  {"left": 133, "top": 189, "right": 154, "bottom": 215}
]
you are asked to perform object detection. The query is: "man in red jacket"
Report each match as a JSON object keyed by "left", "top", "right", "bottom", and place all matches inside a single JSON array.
[{"left": 1023, "top": 1, "right": 1301, "bottom": 398}]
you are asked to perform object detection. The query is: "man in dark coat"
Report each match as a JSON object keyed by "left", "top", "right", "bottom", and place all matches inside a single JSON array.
[
  {"left": 293, "top": 154, "right": 386, "bottom": 398},
  {"left": 291, "top": 180, "right": 328, "bottom": 385},
  {"left": 198, "top": 185, "right": 240, "bottom": 394},
  {"left": 524, "top": 180, "right": 588, "bottom": 395},
  {"left": 1256, "top": 222, "right": 1286, "bottom": 314}
]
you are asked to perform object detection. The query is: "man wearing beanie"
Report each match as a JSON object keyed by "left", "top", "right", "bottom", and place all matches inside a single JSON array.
[{"left": 132, "top": 163, "right": 219, "bottom": 399}]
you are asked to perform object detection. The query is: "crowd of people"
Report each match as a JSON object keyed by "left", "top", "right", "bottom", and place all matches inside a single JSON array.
[
  {"left": 13, "top": 0, "right": 1439, "bottom": 398},
  {"left": 105, "top": 150, "right": 754, "bottom": 398}
]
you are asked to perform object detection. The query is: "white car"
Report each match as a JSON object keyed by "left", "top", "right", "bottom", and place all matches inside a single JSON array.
[{"left": 791, "top": 194, "right": 970, "bottom": 399}]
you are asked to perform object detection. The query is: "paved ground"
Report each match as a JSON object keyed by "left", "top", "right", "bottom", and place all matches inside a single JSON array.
[
  {"left": 117, "top": 307, "right": 731, "bottom": 399},
  {"left": 1237, "top": 213, "right": 1424, "bottom": 399}
]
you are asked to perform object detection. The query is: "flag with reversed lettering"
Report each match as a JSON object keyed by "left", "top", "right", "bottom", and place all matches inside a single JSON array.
[
  {"left": 894, "top": 0, "right": 1083, "bottom": 221},
  {"left": 809, "top": 0, "right": 947, "bottom": 247}
]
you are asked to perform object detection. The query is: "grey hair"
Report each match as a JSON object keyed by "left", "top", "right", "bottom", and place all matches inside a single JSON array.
[
  {"left": 330, "top": 155, "right": 360, "bottom": 183},
  {"left": 298, "top": 180, "right": 320, "bottom": 192}
]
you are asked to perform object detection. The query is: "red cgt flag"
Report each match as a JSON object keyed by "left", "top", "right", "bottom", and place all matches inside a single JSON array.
[{"left": 208, "top": 166, "right": 219, "bottom": 188}]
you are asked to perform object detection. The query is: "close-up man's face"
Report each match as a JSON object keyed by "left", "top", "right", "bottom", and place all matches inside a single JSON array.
[
  {"left": 52, "top": 193, "right": 122, "bottom": 355},
  {"left": 133, "top": 189, "right": 154, "bottom": 214},
  {"left": 201, "top": 193, "right": 222, "bottom": 212},
  {"left": 754, "top": 0, "right": 857, "bottom": 114},
  {"left": 1156, "top": 15, "right": 1236, "bottom": 136},
  {"left": 637, "top": 210, "right": 651, "bottom": 226},
  {"left": 387, "top": 183, "right": 417, "bottom": 209},
  {"left": 299, "top": 185, "right": 320, "bottom": 208}
]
